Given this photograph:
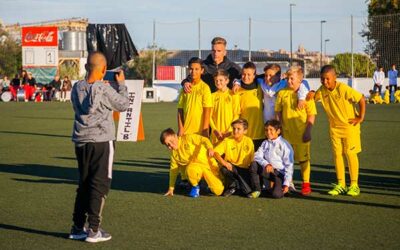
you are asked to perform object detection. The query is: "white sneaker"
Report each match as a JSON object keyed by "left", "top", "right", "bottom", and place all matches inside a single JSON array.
[
  {"left": 85, "top": 228, "right": 112, "bottom": 243},
  {"left": 289, "top": 182, "right": 297, "bottom": 193}
]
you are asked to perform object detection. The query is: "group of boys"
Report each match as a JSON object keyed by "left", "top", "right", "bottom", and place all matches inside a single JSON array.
[{"left": 160, "top": 37, "right": 366, "bottom": 199}]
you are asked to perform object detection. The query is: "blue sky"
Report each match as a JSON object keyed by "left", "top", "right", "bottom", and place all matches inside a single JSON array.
[{"left": 1, "top": 0, "right": 369, "bottom": 54}]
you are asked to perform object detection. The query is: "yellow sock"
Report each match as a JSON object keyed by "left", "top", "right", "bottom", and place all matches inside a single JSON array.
[
  {"left": 346, "top": 153, "right": 359, "bottom": 186},
  {"left": 300, "top": 160, "right": 311, "bottom": 183},
  {"left": 333, "top": 153, "right": 346, "bottom": 187}
]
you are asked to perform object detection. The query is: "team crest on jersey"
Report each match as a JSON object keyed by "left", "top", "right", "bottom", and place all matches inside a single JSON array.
[
  {"left": 244, "top": 145, "right": 250, "bottom": 152},
  {"left": 225, "top": 96, "right": 231, "bottom": 103},
  {"left": 184, "top": 143, "right": 190, "bottom": 150}
]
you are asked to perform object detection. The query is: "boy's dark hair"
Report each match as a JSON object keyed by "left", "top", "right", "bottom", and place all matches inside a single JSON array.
[
  {"left": 160, "top": 128, "right": 176, "bottom": 144},
  {"left": 213, "top": 69, "right": 230, "bottom": 79},
  {"left": 211, "top": 37, "right": 227, "bottom": 46},
  {"left": 188, "top": 57, "right": 204, "bottom": 68},
  {"left": 397, "top": 86, "right": 400, "bottom": 90},
  {"left": 263, "top": 64, "right": 281, "bottom": 76},
  {"left": 242, "top": 61, "right": 256, "bottom": 72},
  {"left": 231, "top": 118, "right": 248, "bottom": 130},
  {"left": 386, "top": 86, "right": 389, "bottom": 89},
  {"left": 321, "top": 65, "right": 337, "bottom": 75},
  {"left": 264, "top": 119, "right": 282, "bottom": 133}
]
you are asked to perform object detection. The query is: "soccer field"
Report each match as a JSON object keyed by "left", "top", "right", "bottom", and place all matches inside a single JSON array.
[{"left": 0, "top": 102, "right": 399, "bottom": 249}]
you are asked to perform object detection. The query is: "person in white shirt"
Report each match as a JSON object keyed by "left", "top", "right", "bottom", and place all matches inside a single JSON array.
[
  {"left": 249, "top": 119, "right": 294, "bottom": 199},
  {"left": 373, "top": 67, "right": 385, "bottom": 94},
  {"left": 388, "top": 64, "right": 398, "bottom": 101}
]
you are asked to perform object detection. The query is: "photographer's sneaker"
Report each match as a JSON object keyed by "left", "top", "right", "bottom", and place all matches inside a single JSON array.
[
  {"left": 68, "top": 225, "right": 87, "bottom": 240},
  {"left": 85, "top": 228, "right": 112, "bottom": 243}
]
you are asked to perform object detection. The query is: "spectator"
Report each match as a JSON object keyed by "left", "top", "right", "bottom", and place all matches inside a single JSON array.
[
  {"left": 60, "top": 76, "right": 72, "bottom": 102},
  {"left": 372, "top": 66, "right": 385, "bottom": 94},
  {"left": 388, "top": 64, "right": 398, "bottom": 101},
  {"left": 49, "top": 75, "right": 62, "bottom": 101},
  {"left": 0, "top": 75, "right": 10, "bottom": 92},
  {"left": 23, "top": 72, "right": 36, "bottom": 101},
  {"left": 10, "top": 74, "right": 20, "bottom": 101}
]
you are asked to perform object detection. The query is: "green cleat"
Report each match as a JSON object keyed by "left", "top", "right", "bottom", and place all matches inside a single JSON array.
[
  {"left": 347, "top": 184, "right": 360, "bottom": 197},
  {"left": 328, "top": 183, "right": 347, "bottom": 196}
]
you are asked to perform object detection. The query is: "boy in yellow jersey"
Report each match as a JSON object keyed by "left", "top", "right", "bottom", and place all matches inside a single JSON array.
[
  {"left": 368, "top": 90, "right": 383, "bottom": 104},
  {"left": 314, "top": 65, "right": 366, "bottom": 196},
  {"left": 210, "top": 69, "right": 240, "bottom": 145},
  {"left": 160, "top": 128, "right": 224, "bottom": 198},
  {"left": 209, "top": 119, "right": 254, "bottom": 197},
  {"left": 394, "top": 87, "right": 400, "bottom": 103},
  {"left": 383, "top": 86, "right": 390, "bottom": 104},
  {"left": 178, "top": 57, "right": 212, "bottom": 137},
  {"left": 236, "top": 62, "right": 265, "bottom": 150},
  {"left": 275, "top": 66, "right": 316, "bottom": 196}
]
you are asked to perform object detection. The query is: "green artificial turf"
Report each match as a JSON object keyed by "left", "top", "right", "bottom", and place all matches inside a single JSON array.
[{"left": 0, "top": 102, "right": 399, "bottom": 249}]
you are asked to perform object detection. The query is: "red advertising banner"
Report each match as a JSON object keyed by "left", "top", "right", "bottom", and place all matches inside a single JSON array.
[{"left": 21, "top": 26, "right": 58, "bottom": 47}]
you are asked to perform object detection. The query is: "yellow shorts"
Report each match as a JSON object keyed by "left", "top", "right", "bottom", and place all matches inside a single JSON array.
[
  {"left": 330, "top": 133, "right": 361, "bottom": 156},
  {"left": 292, "top": 143, "right": 310, "bottom": 162}
]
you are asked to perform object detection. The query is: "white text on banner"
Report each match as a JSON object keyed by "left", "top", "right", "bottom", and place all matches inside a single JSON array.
[{"left": 117, "top": 80, "right": 144, "bottom": 141}]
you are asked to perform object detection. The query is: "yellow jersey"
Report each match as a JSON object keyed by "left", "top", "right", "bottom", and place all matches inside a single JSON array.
[
  {"left": 394, "top": 90, "right": 400, "bottom": 103},
  {"left": 177, "top": 80, "right": 212, "bottom": 135},
  {"left": 213, "top": 135, "right": 254, "bottom": 169},
  {"left": 237, "top": 86, "right": 264, "bottom": 140},
  {"left": 210, "top": 89, "right": 240, "bottom": 144},
  {"left": 383, "top": 90, "right": 390, "bottom": 104},
  {"left": 169, "top": 134, "right": 216, "bottom": 188},
  {"left": 275, "top": 87, "right": 317, "bottom": 145},
  {"left": 316, "top": 82, "right": 362, "bottom": 137}
]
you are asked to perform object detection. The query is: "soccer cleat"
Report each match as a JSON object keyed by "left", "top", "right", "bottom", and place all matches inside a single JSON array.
[
  {"left": 189, "top": 185, "right": 200, "bottom": 198},
  {"left": 301, "top": 182, "right": 312, "bottom": 196},
  {"left": 222, "top": 188, "right": 236, "bottom": 197},
  {"left": 68, "top": 225, "right": 87, "bottom": 240},
  {"left": 328, "top": 183, "right": 347, "bottom": 196},
  {"left": 85, "top": 228, "right": 112, "bottom": 243},
  {"left": 347, "top": 184, "right": 360, "bottom": 197},
  {"left": 247, "top": 191, "right": 261, "bottom": 198}
]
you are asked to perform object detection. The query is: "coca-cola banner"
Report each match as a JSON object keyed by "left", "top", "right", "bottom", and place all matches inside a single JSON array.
[{"left": 21, "top": 26, "right": 58, "bottom": 47}]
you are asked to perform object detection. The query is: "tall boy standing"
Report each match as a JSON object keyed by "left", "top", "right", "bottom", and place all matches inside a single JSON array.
[
  {"left": 178, "top": 57, "right": 212, "bottom": 137},
  {"left": 210, "top": 69, "right": 240, "bottom": 145},
  {"left": 275, "top": 66, "right": 316, "bottom": 196},
  {"left": 314, "top": 65, "right": 366, "bottom": 196}
]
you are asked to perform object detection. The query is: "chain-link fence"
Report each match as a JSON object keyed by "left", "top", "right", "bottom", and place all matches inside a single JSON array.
[{"left": 147, "top": 13, "right": 399, "bottom": 79}]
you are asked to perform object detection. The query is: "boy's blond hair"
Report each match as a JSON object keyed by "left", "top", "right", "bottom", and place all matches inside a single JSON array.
[
  {"left": 213, "top": 69, "right": 230, "bottom": 79},
  {"left": 286, "top": 66, "right": 304, "bottom": 78}
]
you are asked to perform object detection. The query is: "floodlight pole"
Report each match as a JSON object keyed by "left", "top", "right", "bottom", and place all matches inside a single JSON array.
[
  {"left": 198, "top": 18, "right": 201, "bottom": 58},
  {"left": 152, "top": 19, "right": 156, "bottom": 84},
  {"left": 320, "top": 20, "right": 326, "bottom": 69},
  {"left": 290, "top": 3, "right": 296, "bottom": 66},
  {"left": 248, "top": 17, "right": 252, "bottom": 61}
]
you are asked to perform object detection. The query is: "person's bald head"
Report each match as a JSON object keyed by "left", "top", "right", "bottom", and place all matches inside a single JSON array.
[{"left": 86, "top": 51, "right": 107, "bottom": 73}]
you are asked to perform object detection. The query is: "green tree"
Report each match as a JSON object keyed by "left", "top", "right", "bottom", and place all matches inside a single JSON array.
[
  {"left": 332, "top": 53, "right": 376, "bottom": 77},
  {"left": 0, "top": 25, "right": 22, "bottom": 77},
  {"left": 362, "top": 0, "right": 400, "bottom": 70},
  {"left": 125, "top": 47, "right": 167, "bottom": 87}
]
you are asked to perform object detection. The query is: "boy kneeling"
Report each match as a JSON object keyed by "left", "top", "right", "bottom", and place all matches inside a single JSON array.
[
  {"left": 160, "top": 128, "right": 224, "bottom": 198},
  {"left": 249, "top": 120, "right": 294, "bottom": 198},
  {"left": 209, "top": 119, "right": 254, "bottom": 197}
]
